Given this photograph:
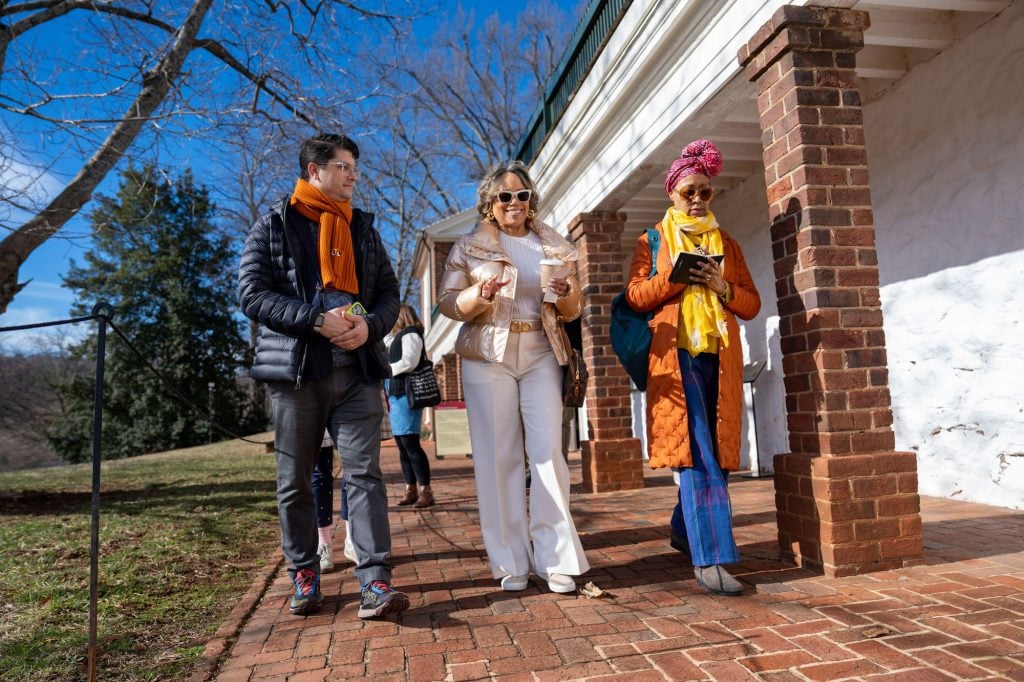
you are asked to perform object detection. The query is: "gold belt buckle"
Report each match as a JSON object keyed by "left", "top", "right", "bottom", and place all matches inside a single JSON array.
[{"left": 510, "top": 320, "right": 540, "bottom": 332}]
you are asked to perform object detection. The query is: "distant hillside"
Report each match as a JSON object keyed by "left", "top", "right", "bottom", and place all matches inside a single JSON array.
[{"left": 0, "top": 353, "right": 75, "bottom": 472}]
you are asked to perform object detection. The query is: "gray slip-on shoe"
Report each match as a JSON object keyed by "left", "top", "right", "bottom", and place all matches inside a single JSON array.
[{"left": 694, "top": 565, "right": 743, "bottom": 596}]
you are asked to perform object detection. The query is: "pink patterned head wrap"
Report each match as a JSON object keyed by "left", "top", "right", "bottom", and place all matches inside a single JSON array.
[{"left": 664, "top": 139, "right": 723, "bottom": 194}]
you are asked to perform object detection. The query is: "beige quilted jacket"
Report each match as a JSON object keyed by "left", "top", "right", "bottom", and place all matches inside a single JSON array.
[{"left": 438, "top": 219, "right": 581, "bottom": 365}]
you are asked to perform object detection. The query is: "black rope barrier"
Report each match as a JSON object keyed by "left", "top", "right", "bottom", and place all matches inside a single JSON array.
[
  {"left": 103, "top": 321, "right": 271, "bottom": 446},
  {"left": 0, "top": 313, "right": 99, "bottom": 332},
  {"left": 0, "top": 311, "right": 272, "bottom": 447}
]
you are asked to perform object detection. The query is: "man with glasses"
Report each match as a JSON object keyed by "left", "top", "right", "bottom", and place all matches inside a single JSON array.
[{"left": 238, "top": 133, "right": 408, "bottom": 619}]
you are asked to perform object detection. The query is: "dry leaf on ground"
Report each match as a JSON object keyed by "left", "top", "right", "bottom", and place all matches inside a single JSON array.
[
  {"left": 580, "top": 581, "right": 612, "bottom": 599},
  {"left": 862, "top": 625, "right": 896, "bottom": 638}
]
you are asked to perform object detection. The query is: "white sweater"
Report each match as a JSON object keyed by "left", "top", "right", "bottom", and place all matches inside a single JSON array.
[{"left": 386, "top": 331, "right": 424, "bottom": 376}]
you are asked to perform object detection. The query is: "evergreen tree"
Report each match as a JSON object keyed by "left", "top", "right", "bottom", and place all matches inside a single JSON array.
[{"left": 49, "top": 166, "right": 263, "bottom": 463}]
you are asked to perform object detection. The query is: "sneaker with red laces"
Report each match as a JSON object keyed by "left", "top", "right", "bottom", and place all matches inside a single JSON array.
[
  {"left": 357, "top": 580, "right": 409, "bottom": 619},
  {"left": 289, "top": 567, "right": 323, "bottom": 615}
]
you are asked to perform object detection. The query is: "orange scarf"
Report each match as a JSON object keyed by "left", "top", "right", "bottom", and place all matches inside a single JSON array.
[{"left": 290, "top": 178, "right": 359, "bottom": 294}]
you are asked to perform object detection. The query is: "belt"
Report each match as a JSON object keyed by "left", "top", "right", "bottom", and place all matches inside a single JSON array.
[{"left": 508, "top": 320, "right": 543, "bottom": 333}]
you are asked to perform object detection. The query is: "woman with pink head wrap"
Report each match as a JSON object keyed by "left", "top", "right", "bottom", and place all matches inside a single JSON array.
[
  {"left": 664, "top": 139, "right": 724, "bottom": 194},
  {"left": 624, "top": 139, "right": 761, "bottom": 596}
]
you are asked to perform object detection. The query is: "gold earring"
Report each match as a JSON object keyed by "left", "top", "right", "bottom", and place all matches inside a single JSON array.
[
  {"left": 528, "top": 209, "right": 536, "bottom": 220},
  {"left": 486, "top": 211, "right": 495, "bottom": 222}
]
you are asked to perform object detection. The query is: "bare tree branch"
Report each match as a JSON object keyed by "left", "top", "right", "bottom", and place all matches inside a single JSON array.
[
  {"left": 1, "top": 0, "right": 216, "bottom": 311},
  {"left": 349, "top": 1, "right": 580, "bottom": 305},
  {"left": 0, "top": 0, "right": 417, "bottom": 313}
]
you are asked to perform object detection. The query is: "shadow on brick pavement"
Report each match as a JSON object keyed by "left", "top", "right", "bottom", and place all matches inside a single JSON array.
[{"left": 203, "top": 439, "right": 1024, "bottom": 681}]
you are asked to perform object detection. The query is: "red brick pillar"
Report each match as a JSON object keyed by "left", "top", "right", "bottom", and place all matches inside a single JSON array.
[
  {"left": 738, "top": 6, "right": 923, "bottom": 576},
  {"left": 568, "top": 212, "right": 644, "bottom": 492},
  {"left": 432, "top": 242, "right": 453, "bottom": 301},
  {"left": 436, "top": 353, "right": 462, "bottom": 402}
]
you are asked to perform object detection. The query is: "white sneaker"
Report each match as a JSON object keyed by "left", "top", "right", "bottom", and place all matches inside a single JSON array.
[
  {"left": 342, "top": 532, "right": 358, "bottom": 561},
  {"left": 500, "top": 574, "right": 529, "bottom": 591},
  {"left": 540, "top": 572, "right": 576, "bottom": 593},
  {"left": 343, "top": 520, "right": 358, "bottom": 563},
  {"left": 317, "top": 542, "right": 334, "bottom": 573}
]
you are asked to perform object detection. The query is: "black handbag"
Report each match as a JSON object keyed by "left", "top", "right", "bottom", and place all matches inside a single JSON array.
[
  {"left": 562, "top": 347, "right": 588, "bottom": 408},
  {"left": 404, "top": 357, "right": 442, "bottom": 409}
]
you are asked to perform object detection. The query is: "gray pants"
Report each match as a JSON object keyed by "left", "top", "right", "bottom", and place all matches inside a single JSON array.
[{"left": 268, "top": 366, "right": 392, "bottom": 586}]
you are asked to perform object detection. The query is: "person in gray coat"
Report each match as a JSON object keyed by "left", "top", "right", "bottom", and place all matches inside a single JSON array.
[{"left": 238, "top": 133, "right": 407, "bottom": 619}]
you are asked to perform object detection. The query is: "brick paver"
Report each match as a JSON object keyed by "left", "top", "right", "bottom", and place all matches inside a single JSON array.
[{"left": 204, "top": 441, "right": 1024, "bottom": 680}]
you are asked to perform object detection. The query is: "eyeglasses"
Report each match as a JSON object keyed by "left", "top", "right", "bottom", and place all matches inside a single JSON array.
[
  {"left": 675, "top": 186, "right": 714, "bottom": 202},
  {"left": 320, "top": 161, "right": 360, "bottom": 176},
  {"left": 494, "top": 189, "right": 533, "bottom": 204}
]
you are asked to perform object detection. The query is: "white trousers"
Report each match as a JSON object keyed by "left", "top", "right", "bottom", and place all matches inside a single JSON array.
[{"left": 462, "top": 331, "right": 590, "bottom": 579}]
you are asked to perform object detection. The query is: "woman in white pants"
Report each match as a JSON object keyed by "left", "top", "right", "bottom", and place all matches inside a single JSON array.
[{"left": 438, "top": 160, "right": 589, "bottom": 594}]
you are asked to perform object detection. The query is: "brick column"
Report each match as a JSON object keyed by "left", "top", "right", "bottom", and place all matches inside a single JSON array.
[
  {"left": 739, "top": 6, "right": 923, "bottom": 576},
  {"left": 432, "top": 241, "right": 453, "bottom": 301},
  {"left": 436, "top": 352, "right": 463, "bottom": 402},
  {"left": 568, "top": 212, "right": 644, "bottom": 492}
]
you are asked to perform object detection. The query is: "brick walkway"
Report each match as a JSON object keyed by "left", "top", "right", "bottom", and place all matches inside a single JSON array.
[{"left": 209, "top": 441, "right": 1024, "bottom": 681}]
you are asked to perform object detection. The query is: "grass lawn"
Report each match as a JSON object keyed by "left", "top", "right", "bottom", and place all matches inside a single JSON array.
[{"left": 0, "top": 435, "right": 281, "bottom": 681}]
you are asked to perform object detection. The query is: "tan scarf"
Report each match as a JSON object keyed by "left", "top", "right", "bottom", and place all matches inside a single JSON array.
[
  {"left": 290, "top": 178, "right": 358, "bottom": 294},
  {"left": 662, "top": 207, "right": 728, "bottom": 355}
]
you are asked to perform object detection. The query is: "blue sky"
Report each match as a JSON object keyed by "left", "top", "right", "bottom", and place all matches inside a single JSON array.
[{"left": 0, "top": 0, "right": 584, "bottom": 352}]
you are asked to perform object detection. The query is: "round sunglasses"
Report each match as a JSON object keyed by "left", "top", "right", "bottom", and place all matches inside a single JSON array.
[{"left": 675, "top": 186, "right": 714, "bottom": 202}]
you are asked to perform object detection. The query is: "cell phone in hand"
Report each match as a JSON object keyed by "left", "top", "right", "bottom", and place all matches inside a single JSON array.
[{"left": 346, "top": 301, "right": 367, "bottom": 316}]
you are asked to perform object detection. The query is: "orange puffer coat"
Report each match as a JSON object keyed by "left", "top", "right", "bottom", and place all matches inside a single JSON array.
[{"left": 625, "top": 223, "right": 761, "bottom": 471}]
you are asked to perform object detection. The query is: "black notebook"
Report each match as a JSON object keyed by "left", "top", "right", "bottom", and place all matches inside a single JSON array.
[{"left": 668, "top": 252, "right": 725, "bottom": 284}]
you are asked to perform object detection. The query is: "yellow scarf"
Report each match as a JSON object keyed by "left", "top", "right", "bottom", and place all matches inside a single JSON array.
[
  {"left": 289, "top": 178, "right": 359, "bottom": 295},
  {"left": 662, "top": 208, "right": 729, "bottom": 355}
]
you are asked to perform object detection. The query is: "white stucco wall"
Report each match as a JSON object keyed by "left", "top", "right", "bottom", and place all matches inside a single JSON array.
[{"left": 864, "top": 2, "right": 1024, "bottom": 509}]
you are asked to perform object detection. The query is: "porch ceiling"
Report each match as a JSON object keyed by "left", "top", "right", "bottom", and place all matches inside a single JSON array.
[{"left": 611, "top": 0, "right": 1011, "bottom": 238}]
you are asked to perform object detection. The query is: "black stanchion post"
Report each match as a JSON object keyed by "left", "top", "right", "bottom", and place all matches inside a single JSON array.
[{"left": 87, "top": 301, "right": 114, "bottom": 682}]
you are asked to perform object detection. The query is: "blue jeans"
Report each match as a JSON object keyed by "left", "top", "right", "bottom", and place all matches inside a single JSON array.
[
  {"left": 670, "top": 351, "right": 739, "bottom": 567},
  {"left": 312, "top": 447, "right": 350, "bottom": 527}
]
